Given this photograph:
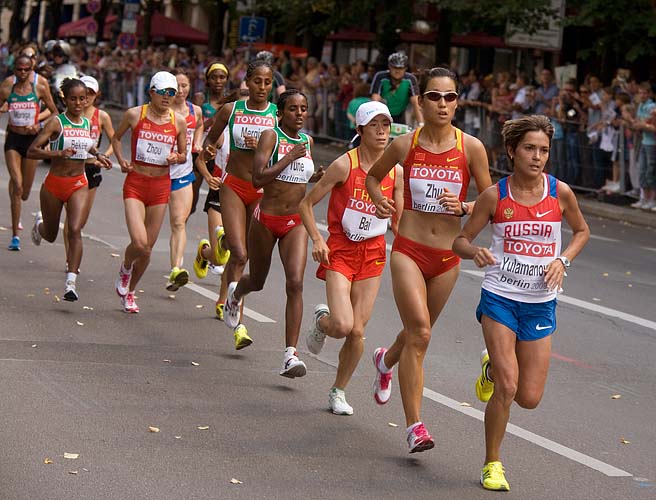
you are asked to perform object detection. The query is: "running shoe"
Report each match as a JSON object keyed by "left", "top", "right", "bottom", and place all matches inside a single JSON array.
[
  {"left": 31, "top": 212, "right": 42, "bottom": 246},
  {"left": 166, "top": 267, "right": 189, "bottom": 292},
  {"left": 407, "top": 423, "right": 434, "bottom": 453},
  {"left": 480, "top": 461, "right": 510, "bottom": 491},
  {"left": 18, "top": 220, "right": 23, "bottom": 231},
  {"left": 372, "top": 347, "right": 393, "bottom": 405},
  {"left": 224, "top": 281, "right": 241, "bottom": 328},
  {"left": 630, "top": 199, "right": 647, "bottom": 209},
  {"left": 475, "top": 349, "right": 494, "bottom": 403},
  {"left": 209, "top": 264, "right": 224, "bottom": 275},
  {"left": 233, "top": 324, "right": 252, "bottom": 350},
  {"left": 306, "top": 304, "right": 329, "bottom": 354},
  {"left": 115, "top": 265, "right": 131, "bottom": 297},
  {"left": 215, "top": 301, "right": 224, "bottom": 321},
  {"left": 8, "top": 236, "right": 20, "bottom": 251},
  {"left": 280, "top": 348, "right": 307, "bottom": 378},
  {"left": 122, "top": 291, "right": 139, "bottom": 313},
  {"left": 63, "top": 280, "right": 78, "bottom": 302},
  {"left": 215, "top": 227, "right": 230, "bottom": 265},
  {"left": 194, "top": 239, "right": 210, "bottom": 279},
  {"left": 329, "top": 387, "right": 353, "bottom": 415}
]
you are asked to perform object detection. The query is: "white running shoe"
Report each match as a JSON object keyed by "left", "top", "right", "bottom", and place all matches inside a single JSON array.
[
  {"left": 115, "top": 265, "right": 131, "bottom": 297},
  {"left": 209, "top": 264, "right": 224, "bottom": 275},
  {"left": 31, "top": 211, "right": 43, "bottom": 246},
  {"left": 372, "top": 347, "right": 393, "bottom": 405},
  {"left": 122, "top": 291, "right": 139, "bottom": 313},
  {"left": 224, "top": 282, "right": 242, "bottom": 328},
  {"left": 329, "top": 387, "right": 353, "bottom": 415},
  {"left": 63, "top": 280, "right": 78, "bottom": 302},
  {"left": 306, "top": 304, "right": 329, "bottom": 354},
  {"left": 280, "top": 348, "right": 307, "bottom": 378},
  {"left": 630, "top": 199, "right": 647, "bottom": 209}
]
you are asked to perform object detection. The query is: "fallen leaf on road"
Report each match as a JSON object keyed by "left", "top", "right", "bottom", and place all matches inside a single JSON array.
[
  {"left": 31, "top": 344, "right": 37, "bottom": 348},
  {"left": 76, "top": 321, "right": 84, "bottom": 326},
  {"left": 388, "top": 422, "right": 398, "bottom": 427},
  {"left": 82, "top": 306, "right": 93, "bottom": 311},
  {"left": 54, "top": 295, "right": 60, "bottom": 302},
  {"left": 44, "top": 458, "right": 53, "bottom": 464},
  {"left": 148, "top": 426, "right": 160, "bottom": 433},
  {"left": 460, "top": 402, "right": 472, "bottom": 407},
  {"left": 621, "top": 438, "right": 630, "bottom": 444},
  {"left": 191, "top": 361, "right": 199, "bottom": 366},
  {"left": 68, "top": 470, "right": 78, "bottom": 475},
  {"left": 611, "top": 394, "right": 621, "bottom": 399},
  {"left": 63, "top": 453, "right": 79, "bottom": 459},
  {"left": 197, "top": 426, "right": 209, "bottom": 430},
  {"left": 592, "top": 297, "right": 601, "bottom": 302},
  {"left": 82, "top": 468, "right": 89, "bottom": 472},
  {"left": 87, "top": 279, "right": 94, "bottom": 282},
  {"left": 110, "top": 253, "right": 120, "bottom": 258},
  {"left": 195, "top": 304, "right": 203, "bottom": 309},
  {"left": 627, "top": 284, "right": 633, "bottom": 288},
  {"left": 168, "top": 295, "right": 176, "bottom": 299},
  {"left": 27, "top": 294, "right": 35, "bottom": 298},
  {"left": 138, "top": 289, "right": 144, "bottom": 293},
  {"left": 0, "top": 226, "right": 7, "bottom": 231},
  {"left": 602, "top": 273, "right": 609, "bottom": 277},
  {"left": 163, "top": 359, "right": 171, "bottom": 363},
  {"left": 230, "top": 478, "right": 243, "bottom": 484},
  {"left": 44, "top": 288, "right": 50, "bottom": 295},
  {"left": 625, "top": 271, "right": 632, "bottom": 276},
  {"left": 174, "top": 436, "right": 182, "bottom": 439}
]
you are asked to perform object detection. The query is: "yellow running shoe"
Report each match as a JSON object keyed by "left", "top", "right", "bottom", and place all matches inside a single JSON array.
[
  {"left": 166, "top": 267, "right": 189, "bottom": 292},
  {"left": 194, "top": 239, "right": 210, "bottom": 279},
  {"left": 215, "top": 302, "right": 224, "bottom": 321},
  {"left": 475, "top": 349, "right": 494, "bottom": 403},
  {"left": 215, "top": 227, "right": 230, "bottom": 266},
  {"left": 480, "top": 461, "right": 510, "bottom": 491},
  {"left": 234, "top": 324, "right": 252, "bottom": 350}
]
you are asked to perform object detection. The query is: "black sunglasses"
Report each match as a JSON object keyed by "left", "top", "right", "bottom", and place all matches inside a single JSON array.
[
  {"left": 153, "top": 88, "right": 176, "bottom": 97},
  {"left": 423, "top": 91, "right": 459, "bottom": 102}
]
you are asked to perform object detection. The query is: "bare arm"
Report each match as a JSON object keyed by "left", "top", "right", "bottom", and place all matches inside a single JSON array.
[
  {"left": 27, "top": 118, "right": 70, "bottom": 160},
  {"left": 192, "top": 104, "right": 204, "bottom": 152},
  {"left": 201, "top": 102, "right": 232, "bottom": 160},
  {"left": 168, "top": 113, "right": 188, "bottom": 164},
  {"left": 251, "top": 129, "right": 305, "bottom": 189},
  {"left": 390, "top": 164, "right": 404, "bottom": 235},
  {"left": 99, "top": 110, "right": 115, "bottom": 157},
  {"left": 366, "top": 133, "right": 410, "bottom": 218},
  {"left": 112, "top": 107, "right": 139, "bottom": 172},
  {"left": 37, "top": 80, "right": 58, "bottom": 116},
  {"left": 452, "top": 186, "right": 497, "bottom": 266}
]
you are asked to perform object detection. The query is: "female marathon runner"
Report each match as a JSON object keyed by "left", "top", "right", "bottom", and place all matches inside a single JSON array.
[
  {"left": 112, "top": 71, "right": 187, "bottom": 313},
  {"left": 27, "top": 78, "right": 111, "bottom": 301},
  {"left": 200, "top": 59, "right": 277, "bottom": 348},
  {"left": 0, "top": 54, "right": 58, "bottom": 250},
  {"left": 166, "top": 69, "right": 203, "bottom": 292},
  {"left": 224, "top": 89, "right": 319, "bottom": 376},
  {"left": 300, "top": 101, "right": 403, "bottom": 414},
  {"left": 453, "top": 115, "right": 589, "bottom": 491},
  {"left": 366, "top": 67, "right": 492, "bottom": 452}
]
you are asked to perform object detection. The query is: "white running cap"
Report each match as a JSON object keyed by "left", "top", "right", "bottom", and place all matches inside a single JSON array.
[
  {"left": 80, "top": 75, "right": 99, "bottom": 93},
  {"left": 355, "top": 101, "right": 392, "bottom": 127},
  {"left": 149, "top": 71, "right": 178, "bottom": 91}
]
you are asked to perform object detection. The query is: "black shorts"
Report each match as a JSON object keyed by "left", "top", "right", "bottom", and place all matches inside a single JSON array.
[
  {"left": 85, "top": 164, "right": 103, "bottom": 189},
  {"left": 4, "top": 131, "right": 37, "bottom": 157},
  {"left": 192, "top": 152, "right": 200, "bottom": 173},
  {"left": 203, "top": 187, "right": 221, "bottom": 213}
]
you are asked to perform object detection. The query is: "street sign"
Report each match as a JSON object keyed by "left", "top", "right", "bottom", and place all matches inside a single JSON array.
[
  {"left": 87, "top": 0, "right": 101, "bottom": 14},
  {"left": 238, "top": 16, "right": 267, "bottom": 43},
  {"left": 121, "top": 19, "right": 137, "bottom": 34},
  {"left": 117, "top": 32, "right": 138, "bottom": 51},
  {"left": 86, "top": 19, "right": 98, "bottom": 34},
  {"left": 506, "top": 0, "right": 565, "bottom": 51}
]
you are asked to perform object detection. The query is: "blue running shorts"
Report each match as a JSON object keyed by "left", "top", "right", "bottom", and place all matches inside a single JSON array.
[{"left": 171, "top": 171, "right": 195, "bottom": 192}]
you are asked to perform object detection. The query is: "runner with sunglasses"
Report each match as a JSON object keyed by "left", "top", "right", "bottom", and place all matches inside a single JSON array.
[
  {"left": 453, "top": 115, "right": 589, "bottom": 491},
  {"left": 366, "top": 67, "right": 492, "bottom": 452},
  {"left": 112, "top": 71, "right": 187, "bottom": 313},
  {"left": 200, "top": 59, "right": 277, "bottom": 348},
  {"left": 0, "top": 54, "right": 58, "bottom": 251},
  {"left": 27, "top": 78, "right": 111, "bottom": 301}
]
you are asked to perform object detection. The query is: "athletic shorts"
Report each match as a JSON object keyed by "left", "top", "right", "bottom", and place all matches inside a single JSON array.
[
  {"left": 85, "top": 164, "right": 102, "bottom": 189},
  {"left": 123, "top": 170, "right": 170, "bottom": 207},
  {"left": 391, "top": 234, "right": 460, "bottom": 281},
  {"left": 476, "top": 288, "right": 557, "bottom": 341},
  {"left": 44, "top": 172, "right": 88, "bottom": 203},
  {"left": 203, "top": 187, "right": 221, "bottom": 213},
  {"left": 4, "top": 131, "right": 37, "bottom": 157},
  {"left": 171, "top": 171, "right": 195, "bottom": 191},
  {"left": 317, "top": 233, "right": 386, "bottom": 282},
  {"left": 222, "top": 173, "right": 262, "bottom": 207},
  {"left": 253, "top": 204, "right": 302, "bottom": 239}
]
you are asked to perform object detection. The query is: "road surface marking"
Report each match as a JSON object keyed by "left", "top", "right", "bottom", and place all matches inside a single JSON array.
[{"left": 184, "top": 281, "right": 276, "bottom": 323}]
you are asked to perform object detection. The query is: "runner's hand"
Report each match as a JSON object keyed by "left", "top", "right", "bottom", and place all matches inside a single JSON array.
[
  {"left": 60, "top": 147, "right": 77, "bottom": 159},
  {"left": 309, "top": 166, "right": 325, "bottom": 183},
  {"left": 437, "top": 188, "right": 461, "bottom": 214},
  {"left": 97, "top": 154, "right": 112, "bottom": 169},
  {"left": 374, "top": 197, "right": 396, "bottom": 218},
  {"left": 472, "top": 247, "right": 496, "bottom": 268},
  {"left": 207, "top": 175, "right": 222, "bottom": 190},
  {"left": 311, "top": 237, "right": 330, "bottom": 266},
  {"left": 287, "top": 142, "right": 307, "bottom": 161},
  {"left": 203, "top": 144, "right": 216, "bottom": 160},
  {"left": 544, "top": 259, "right": 567, "bottom": 291},
  {"left": 243, "top": 135, "right": 258, "bottom": 149},
  {"left": 119, "top": 158, "right": 132, "bottom": 173}
]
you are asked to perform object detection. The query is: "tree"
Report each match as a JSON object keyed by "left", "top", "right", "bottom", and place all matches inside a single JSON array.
[
  {"left": 94, "top": 0, "right": 115, "bottom": 43},
  {"left": 6, "top": 0, "right": 40, "bottom": 42}
]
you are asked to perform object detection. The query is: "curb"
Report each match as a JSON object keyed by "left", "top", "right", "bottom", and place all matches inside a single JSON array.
[{"left": 577, "top": 197, "right": 655, "bottom": 228}]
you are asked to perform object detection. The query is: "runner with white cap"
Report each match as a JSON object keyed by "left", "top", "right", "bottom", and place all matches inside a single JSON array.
[
  {"left": 300, "top": 101, "right": 403, "bottom": 414},
  {"left": 111, "top": 71, "right": 188, "bottom": 313}
]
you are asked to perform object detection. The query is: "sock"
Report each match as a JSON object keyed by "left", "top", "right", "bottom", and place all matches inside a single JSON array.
[
  {"left": 485, "top": 363, "right": 493, "bottom": 382},
  {"left": 284, "top": 346, "right": 297, "bottom": 357},
  {"left": 406, "top": 422, "right": 422, "bottom": 434},
  {"left": 66, "top": 272, "right": 77, "bottom": 283},
  {"left": 378, "top": 353, "right": 393, "bottom": 374},
  {"left": 121, "top": 262, "right": 133, "bottom": 273}
]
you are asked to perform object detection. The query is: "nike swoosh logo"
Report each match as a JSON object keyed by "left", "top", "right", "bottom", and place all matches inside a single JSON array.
[
  {"left": 177, "top": 180, "right": 190, "bottom": 184},
  {"left": 381, "top": 185, "right": 392, "bottom": 191},
  {"left": 442, "top": 255, "right": 455, "bottom": 262},
  {"left": 446, "top": 156, "right": 460, "bottom": 162},
  {"left": 164, "top": 129, "right": 174, "bottom": 133},
  {"left": 536, "top": 210, "right": 553, "bottom": 218},
  {"left": 375, "top": 260, "right": 385, "bottom": 266},
  {"left": 535, "top": 324, "right": 552, "bottom": 331}
]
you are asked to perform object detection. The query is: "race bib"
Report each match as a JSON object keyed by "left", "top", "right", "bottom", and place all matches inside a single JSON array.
[
  {"left": 408, "top": 166, "right": 463, "bottom": 213},
  {"left": 274, "top": 141, "right": 314, "bottom": 184},
  {"left": 63, "top": 128, "right": 94, "bottom": 160},
  {"left": 341, "top": 197, "right": 387, "bottom": 242},
  {"left": 232, "top": 113, "right": 275, "bottom": 149},
  {"left": 135, "top": 129, "right": 175, "bottom": 165},
  {"left": 8, "top": 101, "right": 38, "bottom": 127}
]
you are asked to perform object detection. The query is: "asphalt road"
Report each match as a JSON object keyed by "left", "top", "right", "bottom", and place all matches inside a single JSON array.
[{"left": 0, "top": 119, "right": 654, "bottom": 500}]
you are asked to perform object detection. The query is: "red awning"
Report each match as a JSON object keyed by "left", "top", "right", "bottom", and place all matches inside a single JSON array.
[
  {"left": 325, "top": 28, "right": 506, "bottom": 48},
  {"left": 242, "top": 43, "right": 308, "bottom": 59},
  {"left": 58, "top": 12, "right": 208, "bottom": 45}
]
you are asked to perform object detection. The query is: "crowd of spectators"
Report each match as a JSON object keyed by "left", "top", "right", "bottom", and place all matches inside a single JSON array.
[{"left": 1, "top": 40, "right": 654, "bottom": 207}]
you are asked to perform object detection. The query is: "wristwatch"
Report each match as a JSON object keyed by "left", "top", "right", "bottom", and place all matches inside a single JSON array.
[
  {"left": 557, "top": 256, "right": 571, "bottom": 269},
  {"left": 458, "top": 201, "right": 469, "bottom": 217}
]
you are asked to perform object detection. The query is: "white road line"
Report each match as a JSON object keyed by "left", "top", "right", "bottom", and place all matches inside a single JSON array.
[
  {"left": 422, "top": 388, "right": 632, "bottom": 477},
  {"left": 184, "top": 281, "right": 276, "bottom": 323}
]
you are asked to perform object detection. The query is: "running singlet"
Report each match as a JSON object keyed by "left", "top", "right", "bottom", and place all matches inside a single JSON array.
[
  {"left": 7, "top": 73, "right": 39, "bottom": 127},
  {"left": 49, "top": 113, "right": 94, "bottom": 161},
  {"left": 170, "top": 102, "right": 197, "bottom": 180},
  {"left": 268, "top": 128, "right": 314, "bottom": 184},
  {"left": 228, "top": 100, "right": 277, "bottom": 151},
  {"left": 482, "top": 174, "right": 562, "bottom": 303},
  {"left": 213, "top": 128, "right": 230, "bottom": 177},
  {"left": 327, "top": 148, "right": 395, "bottom": 242},
  {"left": 89, "top": 108, "right": 101, "bottom": 147},
  {"left": 402, "top": 127, "right": 470, "bottom": 214},
  {"left": 131, "top": 104, "right": 177, "bottom": 168}
]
